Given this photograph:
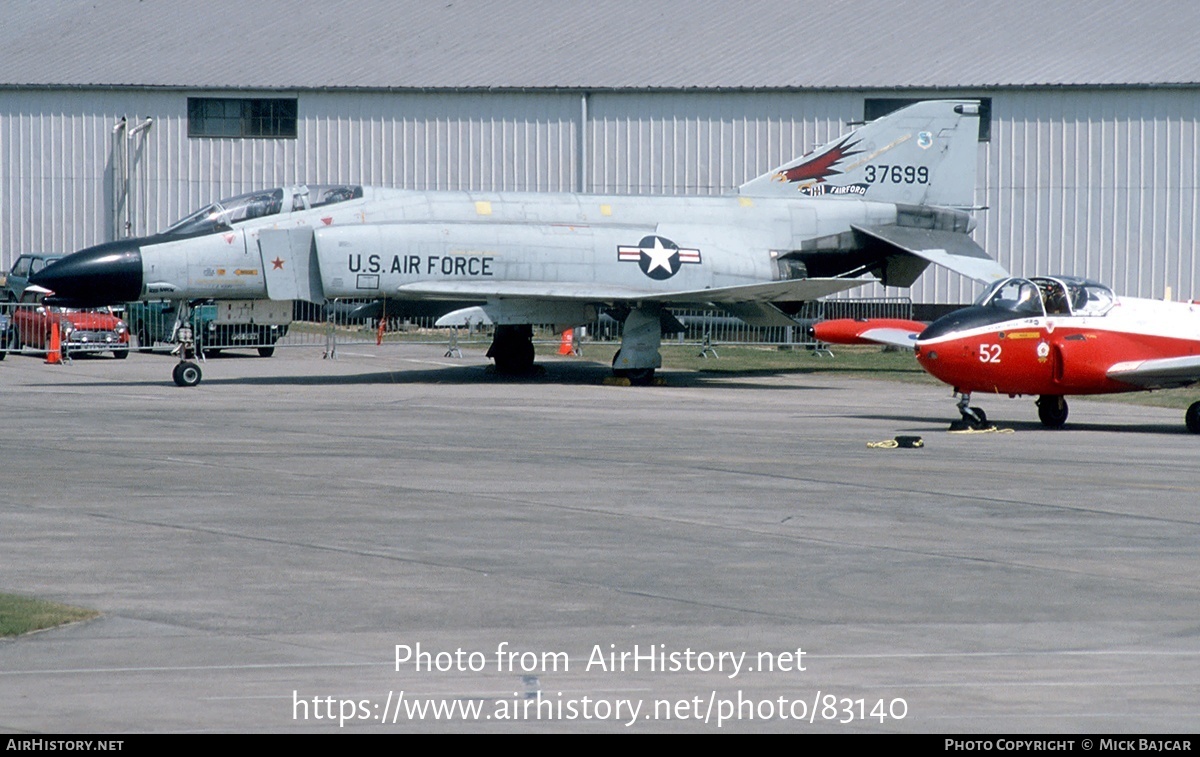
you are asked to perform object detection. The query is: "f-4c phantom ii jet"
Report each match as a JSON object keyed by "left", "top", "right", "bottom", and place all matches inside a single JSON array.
[{"left": 35, "top": 100, "right": 1005, "bottom": 386}]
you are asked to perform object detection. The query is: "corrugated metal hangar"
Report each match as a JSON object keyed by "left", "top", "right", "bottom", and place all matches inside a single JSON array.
[{"left": 2, "top": 0, "right": 1198, "bottom": 305}]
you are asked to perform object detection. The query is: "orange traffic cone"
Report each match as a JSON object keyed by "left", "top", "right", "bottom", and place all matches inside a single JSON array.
[
  {"left": 558, "top": 329, "right": 574, "bottom": 355},
  {"left": 45, "top": 321, "right": 62, "bottom": 364}
]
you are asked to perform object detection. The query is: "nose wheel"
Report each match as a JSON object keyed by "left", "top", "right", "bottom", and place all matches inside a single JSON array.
[
  {"left": 949, "top": 392, "right": 992, "bottom": 431},
  {"left": 169, "top": 300, "right": 203, "bottom": 387},
  {"left": 172, "top": 361, "right": 202, "bottom": 387}
]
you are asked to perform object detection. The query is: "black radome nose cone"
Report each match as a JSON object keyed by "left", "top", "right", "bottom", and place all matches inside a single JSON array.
[{"left": 31, "top": 241, "right": 143, "bottom": 306}]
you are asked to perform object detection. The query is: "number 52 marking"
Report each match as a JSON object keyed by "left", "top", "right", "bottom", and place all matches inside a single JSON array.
[{"left": 979, "top": 344, "right": 1002, "bottom": 363}]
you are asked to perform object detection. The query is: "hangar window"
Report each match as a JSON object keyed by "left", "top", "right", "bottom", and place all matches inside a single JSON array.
[
  {"left": 864, "top": 97, "right": 991, "bottom": 142},
  {"left": 188, "top": 98, "right": 298, "bottom": 139}
]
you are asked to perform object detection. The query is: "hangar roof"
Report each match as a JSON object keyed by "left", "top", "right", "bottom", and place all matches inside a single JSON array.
[{"left": 3, "top": 0, "right": 1199, "bottom": 91}]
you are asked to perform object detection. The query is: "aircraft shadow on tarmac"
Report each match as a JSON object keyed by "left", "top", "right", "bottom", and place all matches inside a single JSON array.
[
  {"left": 200, "top": 362, "right": 830, "bottom": 390},
  {"left": 80, "top": 354, "right": 837, "bottom": 391},
  {"left": 857, "top": 412, "right": 1189, "bottom": 436}
]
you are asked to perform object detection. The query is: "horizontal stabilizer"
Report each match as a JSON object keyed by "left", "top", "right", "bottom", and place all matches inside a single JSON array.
[
  {"left": 852, "top": 224, "right": 1008, "bottom": 285},
  {"left": 1106, "top": 355, "right": 1200, "bottom": 390}
]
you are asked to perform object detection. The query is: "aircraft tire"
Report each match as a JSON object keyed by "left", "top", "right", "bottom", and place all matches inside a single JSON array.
[
  {"left": 1037, "top": 395, "right": 1069, "bottom": 428},
  {"left": 488, "top": 325, "right": 534, "bottom": 374},
  {"left": 625, "top": 368, "right": 656, "bottom": 386},
  {"left": 493, "top": 348, "right": 533, "bottom": 375},
  {"left": 611, "top": 350, "right": 656, "bottom": 384},
  {"left": 1185, "top": 402, "right": 1200, "bottom": 434},
  {"left": 172, "top": 361, "right": 202, "bottom": 387}
]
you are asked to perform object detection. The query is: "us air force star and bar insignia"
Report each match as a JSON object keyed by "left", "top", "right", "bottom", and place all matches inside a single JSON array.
[{"left": 617, "top": 235, "right": 701, "bottom": 280}]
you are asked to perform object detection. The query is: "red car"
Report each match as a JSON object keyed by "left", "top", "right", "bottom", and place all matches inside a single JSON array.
[{"left": 4, "top": 290, "right": 129, "bottom": 358}]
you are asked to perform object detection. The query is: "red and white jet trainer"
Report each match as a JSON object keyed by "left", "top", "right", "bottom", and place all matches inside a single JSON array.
[{"left": 813, "top": 275, "right": 1200, "bottom": 433}]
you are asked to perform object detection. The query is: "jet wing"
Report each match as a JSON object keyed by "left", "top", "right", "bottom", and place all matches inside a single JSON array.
[
  {"left": 395, "top": 277, "right": 866, "bottom": 305},
  {"left": 852, "top": 327, "right": 923, "bottom": 349},
  {"left": 811, "top": 317, "right": 926, "bottom": 348},
  {"left": 1106, "top": 355, "right": 1200, "bottom": 390}
]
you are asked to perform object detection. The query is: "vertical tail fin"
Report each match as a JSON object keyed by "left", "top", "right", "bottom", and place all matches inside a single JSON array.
[{"left": 738, "top": 100, "right": 980, "bottom": 209}]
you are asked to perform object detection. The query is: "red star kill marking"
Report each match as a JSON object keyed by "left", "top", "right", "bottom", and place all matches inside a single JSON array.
[{"left": 272, "top": 257, "right": 285, "bottom": 270}]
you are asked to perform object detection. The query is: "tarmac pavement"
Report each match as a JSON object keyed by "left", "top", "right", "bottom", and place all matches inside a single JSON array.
[{"left": 1, "top": 345, "right": 1198, "bottom": 733}]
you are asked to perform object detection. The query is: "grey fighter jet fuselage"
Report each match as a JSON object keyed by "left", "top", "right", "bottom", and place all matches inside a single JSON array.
[{"left": 34, "top": 100, "right": 1005, "bottom": 386}]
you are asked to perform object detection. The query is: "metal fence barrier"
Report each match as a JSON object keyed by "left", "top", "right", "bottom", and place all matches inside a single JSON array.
[
  {"left": 1, "top": 296, "right": 912, "bottom": 361},
  {"left": 279, "top": 297, "right": 913, "bottom": 355}
]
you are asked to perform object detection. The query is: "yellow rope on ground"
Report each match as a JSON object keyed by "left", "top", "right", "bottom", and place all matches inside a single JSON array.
[
  {"left": 866, "top": 436, "right": 924, "bottom": 449},
  {"left": 948, "top": 426, "right": 1015, "bottom": 435}
]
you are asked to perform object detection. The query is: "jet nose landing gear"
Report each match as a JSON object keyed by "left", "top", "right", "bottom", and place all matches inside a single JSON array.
[
  {"left": 169, "top": 306, "right": 202, "bottom": 387},
  {"left": 949, "top": 392, "right": 993, "bottom": 431}
]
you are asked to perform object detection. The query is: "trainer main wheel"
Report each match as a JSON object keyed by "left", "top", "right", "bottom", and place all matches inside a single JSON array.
[
  {"left": 1186, "top": 401, "right": 1200, "bottom": 434},
  {"left": 1037, "top": 395, "right": 1068, "bottom": 428}
]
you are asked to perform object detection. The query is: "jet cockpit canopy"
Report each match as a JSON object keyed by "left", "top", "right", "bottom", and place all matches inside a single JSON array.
[
  {"left": 160, "top": 184, "right": 363, "bottom": 237},
  {"left": 974, "top": 276, "right": 1116, "bottom": 318}
]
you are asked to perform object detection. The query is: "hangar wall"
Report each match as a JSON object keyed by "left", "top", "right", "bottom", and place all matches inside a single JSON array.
[{"left": 2, "top": 87, "right": 1197, "bottom": 304}]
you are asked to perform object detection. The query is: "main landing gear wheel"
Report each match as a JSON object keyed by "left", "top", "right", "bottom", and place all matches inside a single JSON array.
[
  {"left": 624, "top": 368, "right": 656, "bottom": 386},
  {"left": 1185, "top": 401, "right": 1200, "bottom": 434},
  {"left": 610, "top": 307, "right": 664, "bottom": 385},
  {"left": 487, "top": 325, "right": 536, "bottom": 375},
  {"left": 172, "top": 361, "right": 202, "bottom": 387},
  {"left": 1037, "top": 395, "right": 1069, "bottom": 428},
  {"left": 610, "top": 350, "right": 657, "bottom": 385}
]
